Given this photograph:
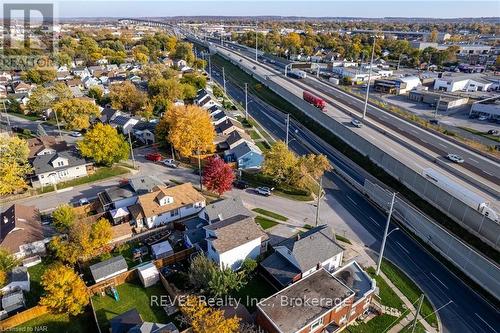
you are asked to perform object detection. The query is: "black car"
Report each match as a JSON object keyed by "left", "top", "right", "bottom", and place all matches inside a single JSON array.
[
  {"left": 233, "top": 180, "right": 249, "bottom": 189},
  {"left": 487, "top": 129, "right": 498, "bottom": 135},
  {"left": 429, "top": 119, "right": 439, "bottom": 125}
]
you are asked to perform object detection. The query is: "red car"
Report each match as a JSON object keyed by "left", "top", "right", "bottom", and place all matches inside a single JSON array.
[{"left": 145, "top": 152, "right": 162, "bottom": 162}]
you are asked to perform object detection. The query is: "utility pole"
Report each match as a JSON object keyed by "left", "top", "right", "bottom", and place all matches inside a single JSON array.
[
  {"left": 244, "top": 83, "right": 248, "bottom": 119},
  {"left": 128, "top": 131, "right": 136, "bottom": 169},
  {"left": 208, "top": 55, "right": 212, "bottom": 80},
  {"left": 434, "top": 96, "right": 441, "bottom": 119},
  {"left": 314, "top": 176, "right": 323, "bottom": 227},
  {"left": 255, "top": 22, "right": 258, "bottom": 61},
  {"left": 285, "top": 114, "right": 290, "bottom": 146},
  {"left": 376, "top": 192, "right": 396, "bottom": 275},
  {"left": 53, "top": 110, "right": 62, "bottom": 139},
  {"left": 362, "top": 36, "right": 377, "bottom": 121},
  {"left": 2, "top": 100, "right": 10, "bottom": 130},
  {"left": 197, "top": 148, "right": 202, "bottom": 191},
  {"left": 222, "top": 67, "right": 226, "bottom": 95},
  {"left": 171, "top": 145, "right": 175, "bottom": 161},
  {"left": 410, "top": 295, "right": 425, "bottom": 333},
  {"left": 397, "top": 53, "right": 403, "bottom": 71}
]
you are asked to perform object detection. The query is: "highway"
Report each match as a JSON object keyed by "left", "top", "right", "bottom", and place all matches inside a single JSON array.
[{"left": 210, "top": 62, "right": 500, "bottom": 333}]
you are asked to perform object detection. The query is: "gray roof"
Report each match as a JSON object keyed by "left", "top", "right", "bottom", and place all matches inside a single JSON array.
[
  {"left": 202, "top": 197, "right": 253, "bottom": 223},
  {"left": 129, "top": 176, "right": 164, "bottom": 195},
  {"left": 260, "top": 252, "right": 301, "bottom": 287},
  {"left": 334, "top": 261, "right": 374, "bottom": 303},
  {"left": 99, "top": 184, "right": 136, "bottom": 206},
  {"left": 198, "top": 95, "right": 212, "bottom": 107},
  {"left": 110, "top": 308, "right": 143, "bottom": 333},
  {"left": 280, "top": 225, "right": 344, "bottom": 273},
  {"left": 8, "top": 266, "right": 28, "bottom": 283},
  {"left": 111, "top": 115, "right": 134, "bottom": 126},
  {"left": 257, "top": 269, "right": 354, "bottom": 333},
  {"left": 129, "top": 322, "right": 179, "bottom": 333},
  {"left": 90, "top": 255, "right": 127, "bottom": 282},
  {"left": 1, "top": 290, "right": 25, "bottom": 313},
  {"left": 31, "top": 150, "right": 88, "bottom": 175},
  {"left": 211, "top": 111, "right": 227, "bottom": 121},
  {"left": 224, "top": 141, "right": 262, "bottom": 160},
  {"left": 225, "top": 130, "right": 251, "bottom": 148},
  {"left": 195, "top": 89, "right": 208, "bottom": 101},
  {"left": 133, "top": 121, "right": 157, "bottom": 132}
]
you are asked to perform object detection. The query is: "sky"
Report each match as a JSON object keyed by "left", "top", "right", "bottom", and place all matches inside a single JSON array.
[{"left": 4, "top": 1, "right": 500, "bottom": 18}]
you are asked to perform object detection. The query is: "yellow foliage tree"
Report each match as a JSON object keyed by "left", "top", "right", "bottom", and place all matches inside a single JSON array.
[
  {"left": 77, "top": 123, "right": 130, "bottom": 166},
  {"left": 40, "top": 264, "right": 89, "bottom": 315},
  {"left": 162, "top": 105, "right": 215, "bottom": 157},
  {"left": 0, "top": 270, "right": 7, "bottom": 288},
  {"left": 180, "top": 295, "right": 240, "bottom": 333},
  {"left": 110, "top": 81, "right": 146, "bottom": 113},
  {"left": 0, "top": 136, "right": 32, "bottom": 195},
  {"left": 262, "top": 141, "right": 298, "bottom": 185},
  {"left": 52, "top": 98, "right": 100, "bottom": 130}
]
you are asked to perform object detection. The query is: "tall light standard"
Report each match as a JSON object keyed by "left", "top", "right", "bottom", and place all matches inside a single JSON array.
[
  {"left": 53, "top": 110, "right": 63, "bottom": 139},
  {"left": 314, "top": 176, "right": 323, "bottom": 227},
  {"left": 255, "top": 22, "right": 258, "bottom": 61},
  {"left": 285, "top": 114, "right": 290, "bottom": 146},
  {"left": 376, "top": 192, "right": 398, "bottom": 275},
  {"left": 434, "top": 95, "right": 441, "bottom": 119},
  {"left": 222, "top": 67, "right": 226, "bottom": 95},
  {"left": 362, "top": 35, "right": 377, "bottom": 121},
  {"left": 244, "top": 83, "right": 248, "bottom": 119}
]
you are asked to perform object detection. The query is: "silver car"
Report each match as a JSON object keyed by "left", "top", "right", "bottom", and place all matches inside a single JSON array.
[
  {"left": 351, "top": 119, "right": 363, "bottom": 128},
  {"left": 446, "top": 154, "right": 464, "bottom": 164}
]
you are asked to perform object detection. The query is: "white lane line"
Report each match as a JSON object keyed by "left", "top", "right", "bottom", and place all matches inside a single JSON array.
[
  {"left": 346, "top": 195, "right": 357, "bottom": 205},
  {"left": 469, "top": 158, "right": 479, "bottom": 164},
  {"left": 430, "top": 272, "right": 449, "bottom": 290},
  {"left": 475, "top": 313, "right": 497, "bottom": 333},
  {"left": 396, "top": 241, "right": 410, "bottom": 254},
  {"left": 484, "top": 171, "right": 493, "bottom": 176},
  {"left": 369, "top": 217, "right": 380, "bottom": 227}
]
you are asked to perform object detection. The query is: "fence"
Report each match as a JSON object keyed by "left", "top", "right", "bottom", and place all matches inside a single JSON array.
[
  {"left": 210, "top": 44, "right": 500, "bottom": 251},
  {"left": 364, "top": 179, "right": 500, "bottom": 300},
  {"left": 0, "top": 306, "right": 48, "bottom": 330}
]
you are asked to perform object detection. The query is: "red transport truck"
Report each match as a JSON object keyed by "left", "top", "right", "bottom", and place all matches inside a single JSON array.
[{"left": 303, "top": 90, "right": 326, "bottom": 111}]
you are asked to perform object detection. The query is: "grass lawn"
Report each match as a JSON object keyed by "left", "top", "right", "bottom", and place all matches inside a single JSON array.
[
  {"left": 14, "top": 310, "right": 97, "bottom": 333},
  {"left": 255, "top": 141, "right": 271, "bottom": 152},
  {"left": 335, "top": 234, "right": 352, "bottom": 244},
  {"left": 92, "top": 281, "right": 171, "bottom": 332},
  {"left": 26, "top": 258, "right": 57, "bottom": 307},
  {"left": 366, "top": 267, "right": 404, "bottom": 311},
  {"left": 110, "top": 242, "right": 152, "bottom": 269},
  {"left": 273, "top": 190, "right": 313, "bottom": 201},
  {"left": 247, "top": 129, "right": 261, "bottom": 140},
  {"left": 458, "top": 127, "right": 500, "bottom": 143},
  {"left": 232, "top": 274, "right": 277, "bottom": 311},
  {"left": 252, "top": 208, "right": 288, "bottom": 221},
  {"left": 10, "top": 112, "right": 40, "bottom": 121},
  {"left": 346, "top": 314, "right": 399, "bottom": 333},
  {"left": 37, "top": 166, "right": 129, "bottom": 194},
  {"left": 400, "top": 321, "right": 427, "bottom": 333},
  {"left": 255, "top": 216, "right": 279, "bottom": 230},
  {"left": 381, "top": 260, "right": 437, "bottom": 327}
]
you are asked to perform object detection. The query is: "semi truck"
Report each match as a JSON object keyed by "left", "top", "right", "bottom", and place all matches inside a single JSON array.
[
  {"left": 422, "top": 168, "right": 499, "bottom": 222},
  {"left": 289, "top": 69, "right": 307, "bottom": 79},
  {"left": 303, "top": 90, "right": 326, "bottom": 110}
]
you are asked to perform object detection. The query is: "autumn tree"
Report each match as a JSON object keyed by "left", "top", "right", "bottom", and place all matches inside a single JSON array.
[
  {"left": 161, "top": 105, "right": 215, "bottom": 157},
  {"left": 22, "top": 67, "right": 56, "bottom": 84},
  {"left": 202, "top": 156, "right": 234, "bottom": 196},
  {"left": 0, "top": 248, "right": 21, "bottom": 273},
  {"left": 78, "top": 123, "right": 130, "bottom": 166},
  {"left": 0, "top": 271, "right": 7, "bottom": 288},
  {"left": 110, "top": 81, "right": 146, "bottom": 113},
  {"left": 52, "top": 204, "right": 76, "bottom": 232},
  {"left": 40, "top": 264, "right": 89, "bottom": 315},
  {"left": 173, "top": 42, "right": 195, "bottom": 64},
  {"left": 52, "top": 99, "right": 100, "bottom": 130},
  {"left": 180, "top": 73, "right": 207, "bottom": 90},
  {"left": 295, "top": 153, "right": 332, "bottom": 187},
  {"left": 180, "top": 295, "right": 240, "bottom": 333},
  {"left": 0, "top": 136, "right": 32, "bottom": 195},
  {"left": 262, "top": 141, "right": 298, "bottom": 185},
  {"left": 27, "top": 83, "right": 73, "bottom": 115}
]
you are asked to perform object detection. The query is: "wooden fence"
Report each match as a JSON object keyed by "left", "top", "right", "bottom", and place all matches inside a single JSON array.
[
  {"left": 87, "top": 269, "right": 138, "bottom": 296},
  {"left": 0, "top": 305, "right": 48, "bottom": 330}
]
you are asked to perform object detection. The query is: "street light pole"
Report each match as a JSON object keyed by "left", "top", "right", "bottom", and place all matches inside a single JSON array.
[
  {"left": 255, "top": 22, "right": 258, "bottom": 61},
  {"left": 197, "top": 148, "right": 202, "bottom": 191},
  {"left": 53, "top": 110, "right": 63, "bottom": 139},
  {"left": 222, "top": 67, "right": 226, "bottom": 95},
  {"left": 244, "top": 83, "right": 248, "bottom": 119},
  {"left": 362, "top": 36, "right": 377, "bottom": 121},
  {"left": 410, "top": 294, "right": 425, "bottom": 333},
  {"left": 376, "top": 192, "right": 396, "bottom": 275},
  {"left": 128, "top": 131, "right": 136, "bottom": 169},
  {"left": 314, "top": 176, "right": 323, "bottom": 227},
  {"left": 208, "top": 55, "right": 212, "bottom": 80},
  {"left": 434, "top": 96, "right": 441, "bottom": 119}
]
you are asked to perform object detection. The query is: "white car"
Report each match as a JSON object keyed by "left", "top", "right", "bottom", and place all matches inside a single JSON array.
[
  {"left": 255, "top": 186, "right": 273, "bottom": 196},
  {"left": 162, "top": 159, "right": 179, "bottom": 168},
  {"left": 478, "top": 116, "right": 488, "bottom": 121},
  {"left": 78, "top": 198, "right": 89, "bottom": 206},
  {"left": 446, "top": 154, "right": 464, "bottom": 164},
  {"left": 70, "top": 131, "right": 82, "bottom": 137},
  {"left": 351, "top": 119, "right": 363, "bottom": 128}
]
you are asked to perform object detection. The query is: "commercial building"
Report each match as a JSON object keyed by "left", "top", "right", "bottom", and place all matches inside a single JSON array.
[{"left": 409, "top": 90, "right": 469, "bottom": 111}]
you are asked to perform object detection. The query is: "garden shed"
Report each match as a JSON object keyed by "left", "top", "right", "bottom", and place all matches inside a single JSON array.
[
  {"left": 137, "top": 262, "right": 160, "bottom": 288},
  {"left": 151, "top": 240, "right": 173, "bottom": 259}
]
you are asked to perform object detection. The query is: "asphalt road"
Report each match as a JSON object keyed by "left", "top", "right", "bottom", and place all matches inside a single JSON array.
[{"left": 211, "top": 63, "right": 500, "bottom": 333}]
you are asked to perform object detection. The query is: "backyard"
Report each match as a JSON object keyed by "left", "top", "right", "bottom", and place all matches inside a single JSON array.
[
  {"left": 26, "top": 259, "right": 55, "bottom": 307},
  {"left": 92, "top": 280, "right": 174, "bottom": 332},
  {"left": 14, "top": 310, "right": 97, "bottom": 333},
  {"left": 231, "top": 273, "right": 277, "bottom": 311}
]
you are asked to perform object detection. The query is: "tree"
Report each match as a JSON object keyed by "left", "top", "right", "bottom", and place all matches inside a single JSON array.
[
  {"left": 40, "top": 264, "right": 89, "bottom": 315},
  {"left": 297, "top": 153, "right": 332, "bottom": 181},
  {"left": 52, "top": 99, "right": 100, "bottom": 130},
  {"left": 180, "top": 295, "right": 240, "bottom": 333},
  {"left": 0, "top": 270, "right": 7, "bottom": 288},
  {"left": 0, "top": 248, "right": 21, "bottom": 272},
  {"left": 22, "top": 67, "right": 56, "bottom": 84},
  {"left": 180, "top": 73, "right": 207, "bottom": 90},
  {"left": 0, "top": 136, "right": 32, "bottom": 195},
  {"left": 78, "top": 123, "right": 130, "bottom": 166},
  {"left": 173, "top": 42, "right": 195, "bottom": 64},
  {"left": 202, "top": 156, "right": 234, "bottom": 196},
  {"left": 188, "top": 254, "right": 216, "bottom": 290},
  {"left": 26, "top": 86, "right": 53, "bottom": 114},
  {"left": 88, "top": 85, "right": 104, "bottom": 103},
  {"left": 240, "top": 258, "right": 257, "bottom": 275},
  {"left": 161, "top": 105, "right": 215, "bottom": 157},
  {"left": 207, "top": 266, "right": 246, "bottom": 297},
  {"left": 110, "top": 82, "right": 146, "bottom": 113},
  {"left": 52, "top": 204, "right": 76, "bottom": 232},
  {"left": 262, "top": 141, "right": 298, "bottom": 185}
]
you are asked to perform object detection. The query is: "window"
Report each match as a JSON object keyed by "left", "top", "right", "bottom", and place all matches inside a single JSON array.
[
  {"left": 310, "top": 318, "right": 323, "bottom": 331},
  {"left": 339, "top": 314, "right": 347, "bottom": 324},
  {"left": 170, "top": 209, "right": 179, "bottom": 217}
]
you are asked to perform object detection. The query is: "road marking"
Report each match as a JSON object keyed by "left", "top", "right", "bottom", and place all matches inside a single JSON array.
[
  {"left": 469, "top": 158, "right": 479, "bottom": 164},
  {"left": 346, "top": 195, "right": 357, "bottom": 205},
  {"left": 430, "top": 272, "right": 449, "bottom": 290},
  {"left": 369, "top": 217, "right": 380, "bottom": 227},
  {"left": 396, "top": 241, "right": 410, "bottom": 254},
  {"left": 484, "top": 171, "right": 494, "bottom": 176},
  {"left": 438, "top": 143, "right": 447, "bottom": 148},
  {"left": 475, "top": 313, "right": 497, "bottom": 333}
]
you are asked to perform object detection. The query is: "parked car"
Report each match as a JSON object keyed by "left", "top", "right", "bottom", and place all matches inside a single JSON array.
[
  {"left": 40, "top": 214, "right": 53, "bottom": 225},
  {"left": 70, "top": 131, "right": 82, "bottom": 137},
  {"left": 446, "top": 154, "right": 464, "bottom": 164},
  {"left": 145, "top": 152, "right": 162, "bottom": 162},
  {"left": 253, "top": 66, "right": 257, "bottom": 70},
  {"left": 487, "top": 129, "right": 499, "bottom": 135},
  {"left": 429, "top": 119, "right": 439, "bottom": 125},
  {"left": 78, "top": 198, "right": 89, "bottom": 206},
  {"left": 351, "top": 119, "right": 363, "bottom": 128},
  {"left": 478, "top": 116, "right": 488, "bottom": 121},
  {"left": 233, "top": 180, "right": 249, "bottom": 189},
  {"left": 255, "top": 186, "right": 273, "bottom": 196},
  {"left": 162, "top": 159, "right": 179, "bottom": 168}
]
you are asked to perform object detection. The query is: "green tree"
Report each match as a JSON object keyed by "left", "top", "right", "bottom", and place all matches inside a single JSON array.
[
  {"left": 262, "top": 141, "right": 298, "bottom": 185},
  {"left": 52, "top": 204, "right": 76, "bottom": 232},
  {"left": 181, "top": 73, "right": 207, "bottom": 90},
  {"left": 173, "top": 42, "right": 195, "bottom": 64},
  {"left": 78, "top": 123, "right": 130, "bottom": 166},
  {"left": 0, "top": 248, "right": 21, "bottom": 272}
]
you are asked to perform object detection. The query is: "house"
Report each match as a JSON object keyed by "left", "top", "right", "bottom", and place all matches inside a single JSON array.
[
  {"left": 110, "top": 309, "right": 143, "bottom": 333},
  {"left": 0, "top": 204, "right": 52, "bottom": 258},
  {"left": 110, "top": 115, "right": 140, "bottom": 134},
  {"left": 261, "top": 225, "right": 344, "bottom": 288},
  {"left": 132, "top": 121, "right": 157, "bottom": 145},
  {"left": 129, "top": 322, "right": 179, "bottom": 333},
  {"left": 151, "top": 240, "right": 174, "bottom": 259},
  {"left": 97, "top": 175, "right": 165, "bottom": 213},
  {"left": 194, "top": 89, "right": 219, "bottom": 109},
  {"left": 31, "top": 150, "right": 92, "bottom": 187},
  {"left": 13, "top": 82, "right": 32, "bottom": 94},
  {"left": 224, "top": 141, "right": 264, "bottom": 170},
  {"left": 56, "top": 71, "right": 72, "bottom": 81},
  {"left": 205, "top": 214, "right": 268, "bottom": 270},
  {"left": 1, "top": 267, "right": 30, "bottom": 294},
  {"left": 183, "top": 219, "right": 209, "bottom": 250},
  {"left": 199, "top": 196, "right": 253, "bottom": 224},
  {"left": 215, "top": 118, "right": 245, "bottom": 136},
  {"left": 100, "top": 107, "right": 122, "bottom": 123},
  {"left": 224, "top": 130, "right": 252, "bottom": 150},
  {"left": 1, "top": 291, "right": 25, "bottom": 314},
  {"left": 433, "top": 75, "right": 493, "bottom": 92},
  {"left": 71, "top": 67, "right": 91, "bottom": 79},
  {"left": 0, "top": 84, "right": 6, "bottom": 98},
  {"left": 256, "top": 265, "right": 375, "bottom": 333},
  {"left": 82, "top": 76, "right": 101, "bottom": 89},
  {"left": 173, "top": 59, "right": 188, "bottom": 70},
  {"left": 408, "top": 90, "right": 469, "bottom": 111},
  {"left": 211, "top": 110, "right": 229, "bottom": 126},
  {"left": 90, "top": 255, "right": 128, "bottom": 283},
  {"left": 27, "top": 136, "right": 68, "bottom": 159},
  {"left": 128, "top": 183, "right": 206, "bottom": 229}
]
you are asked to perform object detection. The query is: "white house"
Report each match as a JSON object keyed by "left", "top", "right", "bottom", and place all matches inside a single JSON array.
[
  {"left": 82, "top": 76, "right": 100, "bottom": 89},
  {"left": 109, "top": 115, "right": 140, "bottom": 134},
  {"left": 128, "top": 183, "right": 206, "bottom": 229},
  {"left": 205, "top": 215, "right": 268, "bottom": 270},
  {"left": 1, "top": 267, "right": 30, "bottom": 294},
  {"left": 31, "top": 151, "right": 91, "bottom": 187},
  {"left": 434, "top": 75, "right": 493, "bottom": 92}
]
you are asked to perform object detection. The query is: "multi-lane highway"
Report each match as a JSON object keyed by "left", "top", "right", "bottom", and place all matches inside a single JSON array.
[{"left": 210, "top": 62, "right": 500, "bottom": 333}]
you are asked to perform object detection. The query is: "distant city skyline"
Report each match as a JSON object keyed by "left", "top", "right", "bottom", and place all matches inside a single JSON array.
[{"left": 51, "top": 1, "right": 499, "bottom": 19}]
